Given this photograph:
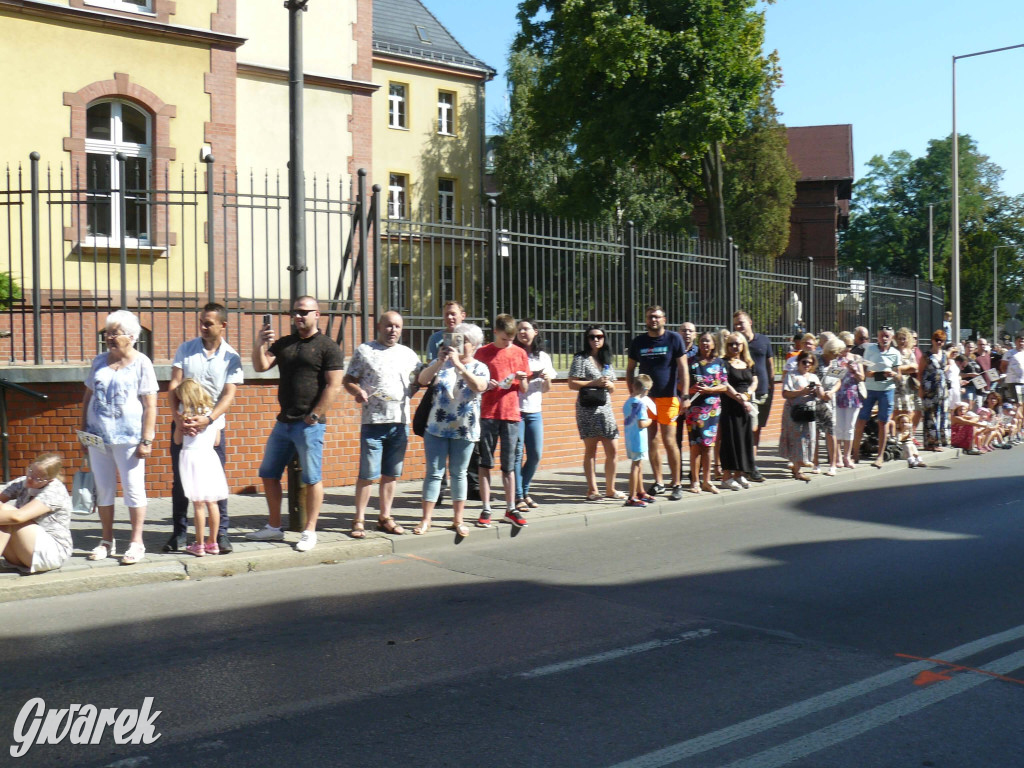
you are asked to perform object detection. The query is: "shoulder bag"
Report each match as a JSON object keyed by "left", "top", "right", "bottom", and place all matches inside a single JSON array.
[
  {"left": 412, "top": 378, "right": 435, "bottom": 437},
  {"left": 578, "top": 385, "right": 608, "bottom": 407}
]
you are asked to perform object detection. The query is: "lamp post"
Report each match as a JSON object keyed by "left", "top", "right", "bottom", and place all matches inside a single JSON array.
[
  {"left": 951, "top": 43, "right": 1024, "bottom": 345},
  {"left": 927, "top": 203, "right": 934, "bottom": 283},
  {"left": 994, "top": 245, "right": 1014, "bottom": 342},
  {"left": 286, "top": 0, "right": 309, "bottom": 304}
]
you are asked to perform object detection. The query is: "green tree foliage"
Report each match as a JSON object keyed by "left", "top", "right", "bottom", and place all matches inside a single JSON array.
[
  {"left": 498, "top": 0, "right": 789, "bottom": 245},
  {"left": 839, "top": 134, "right": 1024, "bottom": 337},
  {"left": 0, "top": 272, "right": 21, "bottom": 308}
]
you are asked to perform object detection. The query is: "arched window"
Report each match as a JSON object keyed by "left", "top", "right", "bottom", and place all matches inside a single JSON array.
[{"left": 84, "top": 101, "right": 152, "bottom": 244}]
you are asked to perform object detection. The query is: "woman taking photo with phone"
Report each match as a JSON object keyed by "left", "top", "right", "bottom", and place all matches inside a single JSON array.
[{"left": 513, "top": 319, "right": 554, "bottom": 511}]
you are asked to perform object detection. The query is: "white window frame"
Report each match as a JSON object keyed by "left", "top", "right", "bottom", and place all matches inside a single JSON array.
[
  {"left": 388, "top": 83, "right": 407, "bottom": 129},
  {"left": 437, "top": 178, "right": 455, "bottom": 224},
  {"left": 388, "top": 173, "right": 408, "bottom": 219},
  {"left": 437, "top": 91, "right": 455, "bottom": 135},
  {"left": 388, "top": 263, "right": 408, "bottom": 311},
  {"left": 84, "top": 0, "right": 155, "bottom": 14},
  {"left": 83, "top": 100, "right": 152, "bottom": 246}
]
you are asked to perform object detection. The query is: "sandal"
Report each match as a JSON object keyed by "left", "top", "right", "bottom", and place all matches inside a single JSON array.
[
  {"left": 349, "top": 521, "right": 366, "bottom": 539},
  {"left": 89, "top": 540, "right": 115, "bottom": 561},
  {"left": 412, "top": 523, "right": 430, "bottom": 535},
  {"left": 121, "top": 542, "right": 145, "bottom": 565},
  {"left": 605, "top": 490, "right": 627, "bottom": 500},
  {"left": 376, "top": 517, "right": 405, "bottom": 535},
  {"left": 524, "top": 496, "right": 539, "bottom": 508},
  {"left": 688, "top": 483, "right": 702, "bottom": 495},
  {"left": 450, "top": 523, "right": 469, "bottom": 538},
  {"left": 585, "top": 492, "right": 602, "bottom": 502},
  {"left": 700, "top": 482, "right": 720, "bottom": 495},
  {"left": 515, "top": 499, "right": 530, "bottom": 512}
]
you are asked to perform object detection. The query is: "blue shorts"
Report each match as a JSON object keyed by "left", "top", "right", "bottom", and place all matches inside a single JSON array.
[
  {"left": 858, "top": 389, "right": 895, "bottom": 423},
  {"left": 359, "top": 423, "right": 409, "bottom": 480},
  {"left": 627, "top": 449, "right": 648, "bottom": 462},
  {"left": 478, "top": 418, "right": 518, "bottom": 472},
  {"left": 259, "top": 420, "right": 326, "bottom": 485}
]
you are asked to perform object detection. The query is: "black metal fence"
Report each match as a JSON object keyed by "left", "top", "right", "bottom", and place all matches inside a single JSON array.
[{"left": 0, "top": 153, "right": 945, "bottom": 366}]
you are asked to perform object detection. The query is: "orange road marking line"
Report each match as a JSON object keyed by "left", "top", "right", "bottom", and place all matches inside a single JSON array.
[{"left": 896, "top": 653, "right": 1024, "bottom": 686}]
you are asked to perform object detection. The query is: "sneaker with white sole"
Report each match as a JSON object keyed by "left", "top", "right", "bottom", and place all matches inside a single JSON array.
[
  {"left": 720, "top": 478, "right": 742, "bottom": 491},
  {"left": 295, "top": 531, "right": 317, "bottom": 552},
  {"left": 245, "top": 525, "right": 284, "bottom": 542},
  {"left": 736, "top": 476, "right": 750, "bottom": 489}
]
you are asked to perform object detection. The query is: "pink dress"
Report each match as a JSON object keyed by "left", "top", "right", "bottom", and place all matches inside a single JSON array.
[{"left": 179, "top": 411, "right": 228, "bottom": 502}]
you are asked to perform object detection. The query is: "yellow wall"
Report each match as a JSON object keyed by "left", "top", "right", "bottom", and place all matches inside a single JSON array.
[
  {"left": 50, "top": 0, "right": 218, "bottom": 29},
  {"left": 236, "top": 1, "right": 359, "bottom": 76},
  {"left": 372, "top": 60, "right": 485, "bottom": 216},
  {"left": 0, "top": 11, "right": 213, "bottom": 294}
]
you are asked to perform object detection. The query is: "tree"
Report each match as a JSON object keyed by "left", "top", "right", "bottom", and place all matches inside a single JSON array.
[
  {"left": 510, "top": 0, "right": 778, "bottom": 240},
  {"left": 839, "top": 134, "right": 1024, "bottom": 337}
]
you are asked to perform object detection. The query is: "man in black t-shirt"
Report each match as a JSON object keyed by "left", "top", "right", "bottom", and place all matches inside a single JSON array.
[
  {"left": 733, "top": 311, "right": 774, "bottom": 482},
  {"left": 247, "top": 296, "right": 344, "bottom": 552},
  {"left": 626, "top": 306, "right": 689, "bottom": 500}
]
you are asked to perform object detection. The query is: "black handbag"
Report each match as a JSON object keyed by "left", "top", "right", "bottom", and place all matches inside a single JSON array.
[
  {"left": 790, "top": 402, "right": 816, "bottom": 423},
  {"left": 412, "top": 380, "right": 435, "bottom": 437},
  {"left": 578, "top": 385, "right": 608, "bottom": 407}
]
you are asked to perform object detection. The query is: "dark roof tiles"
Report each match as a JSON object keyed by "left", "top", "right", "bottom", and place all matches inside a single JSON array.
[{"left": 373, "top": 0, "right": 495, "bottom": 75}]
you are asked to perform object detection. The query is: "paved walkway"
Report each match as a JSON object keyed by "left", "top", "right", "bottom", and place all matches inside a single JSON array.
[{"left": 0, "top": 444, "right": 964, "bottom": 602}]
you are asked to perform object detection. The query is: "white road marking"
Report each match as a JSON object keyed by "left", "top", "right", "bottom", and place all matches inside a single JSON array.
[
  {"left": 606, "top": 622, "right": 1024, "bottom": 768},
  {"left": 721, "top": 647, "right": 1024, "bottom": 768},
  {"left": 516, "top": 629, "right": 716, "bottom": 679}
]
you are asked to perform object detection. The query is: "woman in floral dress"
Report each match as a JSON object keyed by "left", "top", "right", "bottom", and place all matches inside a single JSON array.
[
  {"left": 686, "top": 332, "right": 728, "bottom": 494},
  {"left": 918, "top": 330, "right": 948, "bottom": 451}
]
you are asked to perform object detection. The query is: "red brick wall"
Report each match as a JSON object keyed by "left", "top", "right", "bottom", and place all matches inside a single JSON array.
[{"left": 7, "top": 378, "right": 785, "bottom": 494}]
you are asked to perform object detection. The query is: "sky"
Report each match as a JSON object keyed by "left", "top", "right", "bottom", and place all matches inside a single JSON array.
[{"left": 422, "top": 0, "right": 1024, "bottom": 196}]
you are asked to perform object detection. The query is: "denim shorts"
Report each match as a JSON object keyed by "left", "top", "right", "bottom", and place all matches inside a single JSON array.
[
  {"left": 258, "top": 420, "right": 326, "bottom": 485},
  {"left": 359, "top": 423, "right": 409, "bottom": 480},
  {"left": 858, "top": 388, "right": 895, "bottom": 423},
  {"left": 478, "top": 418, "right": 518, "bottom": 472}
]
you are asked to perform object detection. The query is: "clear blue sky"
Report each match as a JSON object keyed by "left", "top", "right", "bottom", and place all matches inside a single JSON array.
[{"left": 423, "top": 0, "right": 1024, "bottom": 196}]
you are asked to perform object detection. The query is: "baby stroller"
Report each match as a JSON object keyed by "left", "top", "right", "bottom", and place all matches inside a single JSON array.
[{"left": 859, "top": 414, "right": 902, "bottom": 462}]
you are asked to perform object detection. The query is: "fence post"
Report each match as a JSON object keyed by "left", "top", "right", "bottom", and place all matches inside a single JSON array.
[
  {"left": 865, "top": 267, "right": 873, "bottom": 331},
  {"left": 29, "top": 153, "right": 42, "bottom": 365},
  {"left": 204, "top": 155, "right": 216, "bottom": 303},
  {"left": 371, "top": 182, "right": 382, "bottom": 322},
  {"left": 357, "top": 168, "right": 369, "bottom": 343},
  {"left": 806, "top": 257, "right": 815, "bottom": 335},
  {"left": 624, "top": 221, "right": 636, "bottom": 341},
  {"left": 116, "top": 152, "right": 127, "bottom": 309},
  {"left": 727, "top": 236, "right": 738, "bottom": 326},
  {"left": 914, "top": 275, "right": 921, "bottom": 338},
  {"left": 488, "top": 198, "right": 498, "bottom": 326}
]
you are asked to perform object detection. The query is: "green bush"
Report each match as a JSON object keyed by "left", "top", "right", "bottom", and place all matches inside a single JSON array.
[{"left": 0, "top": 273, "right": 21, "bottom": 308}]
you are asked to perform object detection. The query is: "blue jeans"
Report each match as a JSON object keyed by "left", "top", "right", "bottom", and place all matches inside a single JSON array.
[
  {"left": 358, "top": 423, "right": 409, "bottom": 480},
  {"left": 259, "top": 420, "right": 326, "bottom": 484},
  {"left": 423, "top": 433, "right": 475, "bottom": 502},
  {"left": 514, "top": 412, "right": 544, "bottom": 499}
]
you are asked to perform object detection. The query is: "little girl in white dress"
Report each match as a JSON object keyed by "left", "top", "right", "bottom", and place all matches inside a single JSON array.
[{"left": 174, "top": 378, "right": 229, "bottom": 556}]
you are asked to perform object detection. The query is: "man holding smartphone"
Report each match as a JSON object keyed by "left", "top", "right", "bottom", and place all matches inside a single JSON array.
[
  {"left": 853, "top": 325, "right": 901, "bottom": 467},
  {"left": 163, "top": 302, "right": 243, "bottom": 553}
]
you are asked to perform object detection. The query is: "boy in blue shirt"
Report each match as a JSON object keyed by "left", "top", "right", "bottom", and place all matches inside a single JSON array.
[{"left": 623, "top": 375, "right": 657, "bottom": 507}]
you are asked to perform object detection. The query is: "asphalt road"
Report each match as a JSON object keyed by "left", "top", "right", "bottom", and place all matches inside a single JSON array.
[{"left": 2, "top": 449, "right": 1023, "bottom": 767}]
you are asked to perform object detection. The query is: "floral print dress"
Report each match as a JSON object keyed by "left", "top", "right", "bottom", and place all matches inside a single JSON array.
[{"left": 686, "top": 357, "right": 727, "bottom": 446}]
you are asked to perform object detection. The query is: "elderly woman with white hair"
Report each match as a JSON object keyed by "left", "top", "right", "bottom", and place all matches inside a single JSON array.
[{"left": 79, "top": 310, "right": 158, "bottom": 564}]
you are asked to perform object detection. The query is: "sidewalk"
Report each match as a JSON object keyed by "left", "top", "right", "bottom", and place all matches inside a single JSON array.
[{"left": 0, "top": 445, "right": 962, "bottom": 603}]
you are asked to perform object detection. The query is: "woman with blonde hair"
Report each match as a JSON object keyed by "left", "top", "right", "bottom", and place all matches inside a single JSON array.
[
  {"left": 814, "top": 336, "right": 846, "bottom": 475},
  {"left": 834, "top": 332, "right": 864, "bottom": 468},
  {"left": 718, "top": 333, "right": 757, "bottom": 490},
  {"left": 779, "top": 351, "right": 823, "bottom": 481},
  {"left": 0, "top": 453, "right": 73, "bottom": 574},
  {"left": 892, "top": 327, "right": 922, "bottom": 432}
]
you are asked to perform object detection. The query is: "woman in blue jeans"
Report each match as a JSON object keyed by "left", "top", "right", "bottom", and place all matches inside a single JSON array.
[
  {"left": 513, "top": 319, "right": 555, "bottom": 511},
  {"left": 413, "top": 323, "right": 489, "bottom": 537}
]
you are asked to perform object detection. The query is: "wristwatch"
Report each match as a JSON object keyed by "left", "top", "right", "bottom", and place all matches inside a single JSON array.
[
  {"left": 308, "top": 413, "right": 320, "bottom": 423},
  {"left": 140, "top": 439, "right": 153, "bottom": 446}
]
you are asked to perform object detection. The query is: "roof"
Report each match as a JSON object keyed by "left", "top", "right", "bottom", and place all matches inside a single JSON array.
[
  {"left": 372, "top": 0, "right": 496, "bottom": 77},
  {"left": 786, "top": 124, "right": 854, "bottom": 183}
]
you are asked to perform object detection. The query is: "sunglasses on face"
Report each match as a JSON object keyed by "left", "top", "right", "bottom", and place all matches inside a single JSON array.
[
  {"left": 589, "top": 334, "right": 604, "bottom": 340},
  {"left": 292, "top": 309, "right": 317, "bottom": 317}
]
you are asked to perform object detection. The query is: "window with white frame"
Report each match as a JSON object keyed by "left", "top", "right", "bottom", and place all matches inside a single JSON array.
[
  {"left": 437, "top": 91, "right": 455, "bottom": 135},
  {"left": 388, "top": 173, "right": 408, "bottom": 219},
  {"left": 437, "top": 178, "right": 455, "bottom": 223},
  {"left": 85, "top": 0, "right": 154, "bottom": 13},
  {"left": 389, "top": 263, "right": 408, "bottom": 311},
  {"left": 84, "top": 101, "right": 152, "bottom": 244},
  {"left": 388, "top": 83, "right": 407, "bottom": 129},
  {"left": 439, "top": 266, "right": 455, "bottom": 308}
]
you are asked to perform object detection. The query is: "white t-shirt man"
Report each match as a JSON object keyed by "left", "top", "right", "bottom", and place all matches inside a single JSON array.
[{"left": 344, "top": 341, "right": 422, "bottom": 424}]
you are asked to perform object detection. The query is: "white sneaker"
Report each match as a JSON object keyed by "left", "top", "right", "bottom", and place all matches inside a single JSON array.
[
  {"left": 295, "top": 531, "right": 317, "bottom": 552},
  {"left": 720, "top": 478, "right": 742, "bottom": 491},
  {"left": 245, "top": 525, "right": 284, "bottom": 542},
  {"left": 736, "top": 476, "right": 750, "bottom": 489}
]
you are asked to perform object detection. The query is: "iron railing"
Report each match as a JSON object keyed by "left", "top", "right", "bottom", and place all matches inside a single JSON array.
[{"left": 0, "top": 153, "right": 945, "bottom": 367}]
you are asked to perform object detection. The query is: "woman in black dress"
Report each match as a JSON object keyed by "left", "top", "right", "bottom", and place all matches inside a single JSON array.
[{"left": 719, "top": 333, "right": 757, "bottom": 490}]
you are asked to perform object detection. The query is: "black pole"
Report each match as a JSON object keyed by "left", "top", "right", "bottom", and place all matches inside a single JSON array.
[
  {"left": 205, "top": 155, "right": 216, "bottom": 303},
  {"left": 287, "top": 0, "right": 308, "bottom": 304},
  {"left": 116, "top": 152, "right": 127, "bottom": 309},
  {"left": 29, "top": 153, "right": 42, "bottom": 365}
]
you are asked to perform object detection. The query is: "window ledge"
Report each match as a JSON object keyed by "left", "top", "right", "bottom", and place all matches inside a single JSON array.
[
  {"left": 388, "top": 126, "right": 410, "bottom": 131},
  {"left": 437, "top": 132, "right": 457, "bottom": 137},
  {"left": 73, "top": 243, "right": 168, "bottom": 259}
]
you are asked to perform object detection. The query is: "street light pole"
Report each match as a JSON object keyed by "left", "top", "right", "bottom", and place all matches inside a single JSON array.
[
  {"left": 928, "top": 203, "right": 934, "bottom": 283},
  {"left": 287, "top": 0, "right": 309, "bottom": 305},
  {"left": 951, "top": 42, "right": 1024, "bottom": 346}
]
